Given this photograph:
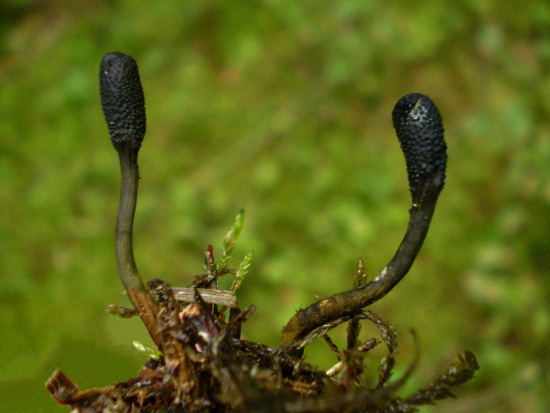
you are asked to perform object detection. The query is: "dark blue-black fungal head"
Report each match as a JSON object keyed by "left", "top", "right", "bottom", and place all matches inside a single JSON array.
[
  {"left": 392, "top": 93, "right": 447, "bottom": 201},
  {"left": 100, "top": 52, "right": 146, "bottom": 153}
]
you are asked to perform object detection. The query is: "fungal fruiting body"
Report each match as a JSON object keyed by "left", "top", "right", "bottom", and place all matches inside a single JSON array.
[
  {"left": 282, "top": 93, "right": 448, "bottom": 344},
  {"left": 99, "top": 52, "right": 146, "bottom": 152},
  {"left": 392, "top": 93, "right": 447, "bottom": 202}
]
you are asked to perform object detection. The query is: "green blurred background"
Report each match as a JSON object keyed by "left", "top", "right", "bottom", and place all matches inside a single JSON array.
[{"left": 1, "top": 1, "right": 548, "bottom": 412}]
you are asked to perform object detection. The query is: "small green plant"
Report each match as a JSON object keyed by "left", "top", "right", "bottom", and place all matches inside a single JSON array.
[
  {"left": 46, "top": 52, "right": 478, "bottom": 412},
  {"left": 219, "top": 208, "right": 245, "bottom": 271}
]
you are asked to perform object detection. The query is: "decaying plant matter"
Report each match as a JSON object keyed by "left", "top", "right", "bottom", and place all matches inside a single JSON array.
[{"left": 46, "top": 52, "right": 479, "bottom": 412}]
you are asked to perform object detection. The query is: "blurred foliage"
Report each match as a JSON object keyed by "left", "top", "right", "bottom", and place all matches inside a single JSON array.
[{"left": 0, "top": 0, "right": 548, "bottom": 412}]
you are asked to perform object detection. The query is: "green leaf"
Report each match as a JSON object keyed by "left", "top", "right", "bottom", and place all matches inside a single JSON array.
[
  {"left": 219, "top": 209, "right": 245, "bottom": 270},
  {"left": 132, "top": 341, "right": 162, "bottom": 360},
  {"left": 231, "top": 250, "right": 254, "bottom": 292}
]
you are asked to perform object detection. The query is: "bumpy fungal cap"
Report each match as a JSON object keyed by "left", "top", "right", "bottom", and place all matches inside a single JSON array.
[
  {"left": 100, "top": 52, "right": 146, "bottom": 152},
  {"left": 392, "top": 93, "right": 447, "bottom": 199}
]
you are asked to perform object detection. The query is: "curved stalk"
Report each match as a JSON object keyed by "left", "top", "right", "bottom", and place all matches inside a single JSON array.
[
  {"left": 282, "top": 94, "right": 447, "bottom": 345},
  {"left": 282, "top": 173, "right": 443, "bottom": 344}
]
